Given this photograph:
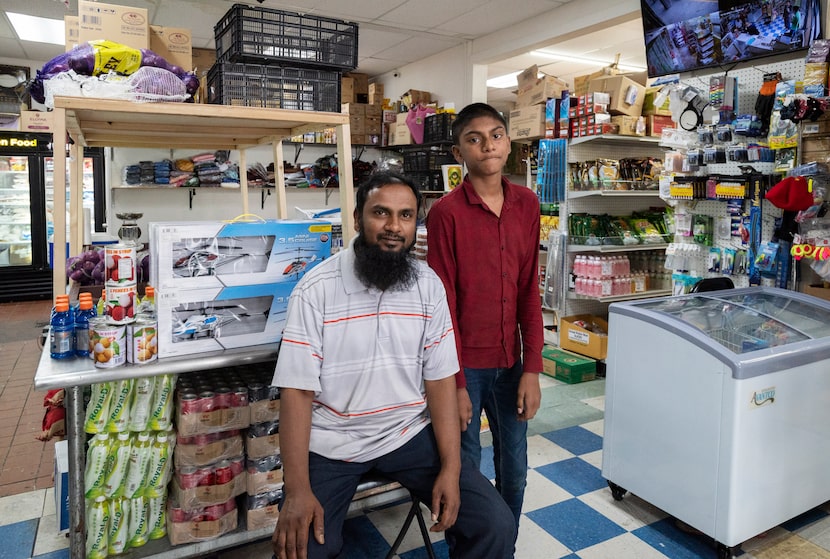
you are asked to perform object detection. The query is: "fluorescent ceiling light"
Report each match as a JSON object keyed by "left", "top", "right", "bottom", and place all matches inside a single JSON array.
[
  {"left": 487, "top": 71, "right": 522, "bottom": 89},
  {"left": 7, "top": 12, "right": 65, "bottom": 46},
  {"left": 531, "top": 50, "right": 646, "bottom": 72}
]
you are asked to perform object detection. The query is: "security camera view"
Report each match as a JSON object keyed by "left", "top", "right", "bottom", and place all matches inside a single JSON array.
[{"left": 641, "top": 0, "right": 820, "bottom": 77}]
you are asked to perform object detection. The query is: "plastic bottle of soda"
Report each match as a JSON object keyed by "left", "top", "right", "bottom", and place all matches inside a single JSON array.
[
  {"left": 74, "top": 294, "right": 96, "bottom": 358},
  {"left": 50, "top": 299, "right": 74, "bottom": 359},
  {"left": 128, "top": 496, "right": 148, "bottom": 549},
  {"left": 148, "top": 375, "right": 175, "bottom": 431},
  {"left": 106, "top": 378, "right": 134, "bottom": 433},
  {"left": 84, "top": 433, "right": 111, "bottom": 499},
  {"left": 103, "top": 432, "right": 132, "bottom": 498},
  {"left": 124, "top": 431, "right": 152, "bottom": 499},
  {"left": 128, "top": 377, "right": 155, "bottom": 432},
  {"left": 86, "top": 495, "right": 110, "bottom": 559},
  {"left": 85, "top": 382, "right": 114, "bottom": 434},
  {"left": 144, "top": 432, "right": 170, "bottom": 498},
  {"left": 107, "top": 496, "right": 131, "bottom": 556},
  {"left": 146, "top": 494, "right": 167, "bottom": 540}
]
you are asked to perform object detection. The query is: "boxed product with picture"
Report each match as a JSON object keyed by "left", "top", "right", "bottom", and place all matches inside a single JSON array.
[{"left": 149, "top": 220, "right": 332, "bottom": 290}]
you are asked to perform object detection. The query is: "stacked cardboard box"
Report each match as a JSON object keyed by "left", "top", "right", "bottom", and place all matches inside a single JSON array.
[
  {"left": 568, "top": 92, "right": 612, "bottom": 139},
  {"left": 509, "top": 65, "right": 569, "bottom": 140}
]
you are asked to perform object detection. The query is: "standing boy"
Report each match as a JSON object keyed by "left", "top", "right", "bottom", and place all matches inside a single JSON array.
[
  {"left": 271, "top": 171, "right": 515, "bottom": 559},
  {"left": 426, "top": 103, "right": 543, "bottom": 530}
]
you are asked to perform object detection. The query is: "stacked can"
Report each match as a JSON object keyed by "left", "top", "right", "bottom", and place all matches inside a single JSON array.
[{"left": 104, "top": 244, "right": 138, "bottom": 324}]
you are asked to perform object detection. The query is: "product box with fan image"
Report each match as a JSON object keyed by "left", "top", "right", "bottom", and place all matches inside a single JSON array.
[
  {"left": 155, "top": 282, "right": 295, "bottom": 358},
  {"left": 150, "top": 220, "right": 332, "bottom": 291}
]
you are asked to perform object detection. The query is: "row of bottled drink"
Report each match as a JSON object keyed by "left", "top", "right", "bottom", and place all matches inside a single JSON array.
[
  {"left": 572, "top": 251, "right": 672, "bottom": 297},
  {"left": 574, "top": 272, "right": 672, "bottom": 297},
  {"left": 50, "top": 293, "right": 97, "bottom": 359}
]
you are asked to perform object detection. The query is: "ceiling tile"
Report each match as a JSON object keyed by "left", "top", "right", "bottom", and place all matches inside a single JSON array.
[
  {"left": 308, "top": 0, "right": 408, "bottom": 22},
  {"left": 375, "top": 35, "right": 460, "bottom": 63},
  {"left": 376, "top": 0, "right": 486, "bottom": 30},
  {"left": 0, "top": 37, "right": 26, "bottom": 60},
  {"left": 356, "top": 27, "right": 411, "bottom": 59}
]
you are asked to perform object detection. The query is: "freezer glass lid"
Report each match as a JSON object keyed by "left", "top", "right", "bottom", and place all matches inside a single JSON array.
[
  {"left": 713, "top": 292, "right": 830, "bottom": 340},
  {"left": 636, "top": 296, "right": 811, "bottom": 353}
]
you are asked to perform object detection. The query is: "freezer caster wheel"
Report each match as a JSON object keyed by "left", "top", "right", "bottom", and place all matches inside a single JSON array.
[
  {"left": 607, "top": 481, "right": 627, "bottom": 501},
  {"left": 716, "top": 543, "right": 739, "bottom": 559}
]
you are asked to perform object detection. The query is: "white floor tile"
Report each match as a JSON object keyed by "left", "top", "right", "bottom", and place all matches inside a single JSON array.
[
  {"left": 43, "top": 487, "right": 56, "bottom": 517},
  {"left": 33, "top": 513, "right": 70, "bottom": 556},
  {"left": 527, "top": 434, "right": 574, "bottom": 469},
  {"left": 0, "top": 490, "right": 47, "bottom": 526},
  {"left": 577, "top": 532, "right": 671, "bottom": 559},
  {"left": 581, "top": 448, "right": 603, "bottom": 470},
  {"left": 739, "top": 526, "right": 792, "bottom": 554},
  {"left": 515, "top": 516, "right": 572, "bottom": 559},
  {"left": 582, "top": 395, "right": 605, "bottom": 411},
  {"left": 522, "top": 469, "right": 573, "bottom": 514},
  {"left": 539, "top": 374, "right": 560, "bottom": 389},
  {"left": 578, "top": 488, "right": 668, "bottom": 532},
  {"left": 581, "top": 418, "right": 604, "bottom": 437}
]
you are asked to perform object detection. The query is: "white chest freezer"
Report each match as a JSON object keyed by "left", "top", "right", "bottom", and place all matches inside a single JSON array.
[{"left": 601, "top": 287, "right": 830, "bottom": 557}]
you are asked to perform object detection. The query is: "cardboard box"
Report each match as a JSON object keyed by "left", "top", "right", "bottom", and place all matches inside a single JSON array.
[
  {"left": 246, "top": 505, "right": 279, "bottom": 531},
  {"left": 167, "top": 508, "right": 237, "bottom": 545},
  {"left": 646, "top": 114, "right": 674, "bottom": 137},
  {"left": 341, "top": 76, "right": 355, "bottom": 104},
  {"left": 612, "top": 115, "right": 645, "bottom": 136},
  {"left": 392, "top": 123, "right": 412, "bottom": 145},
  {"left": 402, "top": 89, "right": 430, "bottom": 106},
  {"left": 572, "top": 67, "right": 621, "bottom": 97},
  {"left": 541, "top": 346, "right": 597, "bottom": 384},
  {"left": 246, "top": 433, "right": 280, "bottom": 460},
  {"left": 55, "top": 440, "right": 69, "bottom": 534},
  {"left": 343, "top": 103, "right": 365, "bottom": 116},
  {"left": 175, "top": 403, "right": 251, "bottom": 436},
  {"left": 150, "top": 25, "right": 192, "bottom": 71},
  {"left": 559, "top": 314, "right": 608, "bottom": 360},
  {"left": 516, "top": 66, "right": 568, "bottom": 107},
  {"left": 78, "top": 0, "right": 149, "bottom": 50},
  {"left": 191, "top": 48, "right": 216, "bottom": 76},
  {"left": 149, "top": 220, "right": 331, "bottom": 290},
  {"left": 174, "top": 434, "right": 244, "bottom": 468},
  {"left": 248, "top": 467, "right": 284, "bottom": 495},
  {"left": 803, "top": 284, "right": 830, "bottom": 302},
  {"left": 369, "top": 83, "right": 384, "bottom": 105},
  {"left": 345, "top": 72, "right": 369, "bottom": 94},
  {"left": 642, "top": 86, "right": 672, "bottom": 116},
  {"left": 588, "top": 75, "right": 645, "bottom": 117},
  {"left": 364, "top": 103, "right": 382, "bottom": 117},
  {"left": 19, "top": 111, "right": 54, "bottom": 133},
  {"left": 508, "top": 104, "right": 545, "bottom": 140},
  {"left": 171, "top": 472, "right": 246, "bottom": 511},
  {"left": 65, "top": 16, "right": 80, "bottom": 51},
  {"left": 364, "top": 116, "right": 381, "bottom": 134}
]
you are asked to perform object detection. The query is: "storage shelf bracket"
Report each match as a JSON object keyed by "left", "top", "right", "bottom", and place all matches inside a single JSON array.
[
  {"left": 189, "top": 187, "right": 197, "bottom": 210},
  {"left": 261, "top": 187, "right": 271, "bottom": 209}
]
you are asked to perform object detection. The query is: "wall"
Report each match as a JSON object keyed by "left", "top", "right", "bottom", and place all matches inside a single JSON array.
[{"left": 373, "top": 44, "right": 470, "bottom": 109}]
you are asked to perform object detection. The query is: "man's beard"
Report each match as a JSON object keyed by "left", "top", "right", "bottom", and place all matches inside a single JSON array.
[{"left": 353, "top": 233, "right": 418, "bottom": 291}]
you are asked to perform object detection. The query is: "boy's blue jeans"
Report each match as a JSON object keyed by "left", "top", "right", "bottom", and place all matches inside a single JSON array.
[{"left": 461, "top": 360, "right": 528, "bottom": 528}]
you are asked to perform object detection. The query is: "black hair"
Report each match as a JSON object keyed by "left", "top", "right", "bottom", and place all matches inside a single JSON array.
[
  {"left": 355, "top": 171, "right": 422, "bottom": 216},
  {"left": 451, "top": 102, "right": 508, "bottom": 146}
]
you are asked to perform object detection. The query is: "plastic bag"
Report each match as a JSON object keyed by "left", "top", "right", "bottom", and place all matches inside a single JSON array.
[{"left": 406, "top": 104, "right": 436, "bottom": 144}]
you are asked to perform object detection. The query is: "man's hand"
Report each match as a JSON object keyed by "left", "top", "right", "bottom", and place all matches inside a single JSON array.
[
  {"left": 429, "top": 468, "right": 461, "bottom": 532},
  {"left": 456, "top": 387, "right": 473, "bottom": 431},
  {"left": 271, "top": 490, "right": 325, "bottom": 559},
  {"left": 516, "top": 372, "right": 541, "bottom": 421}
]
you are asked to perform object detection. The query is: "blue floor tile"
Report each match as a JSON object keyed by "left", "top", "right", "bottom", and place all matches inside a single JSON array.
[
  {"left": 0, "top": 518, "right": 38, "bottom": 559},
  {"left": 32, "top": 550, "right": 70, "bottom": 559},
  {"left": 780, "top": 506, "right": 829, "bottom": 532},
  {"left": 542, "top": 425, "right": 603, "bottom": 456},
  {"left": 399, "top": 539, "right": 449, "bottom": 559},
  {"left": 526, "top": 497, "right": 626, "bottom": 552},
  {"left": 534, "top": 457, "right": 606, "bottom": 497},
  {"left": 632, "top": 518, "right": 720, "bottom": 559},
  {"left": 340, "top": 515, "right": 393, "bottom": 559}
]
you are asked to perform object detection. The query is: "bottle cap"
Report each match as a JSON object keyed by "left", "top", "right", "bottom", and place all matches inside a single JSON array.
[
  {"left": 79, "top": 299, "right": 93, "bottom": 310},
  {"left": 55, "top": 295, "right": 69, "bottom": 302},
  {"left": 55, "top": 302, "right": 69, "bottom": 312},
  {"left": 117, "top": 432, "right": 130, "bottom": 440},
  {"left": 79, "top": 293, "right": 93, "bottom": 300},
  {"left": 145, "top": 286, "right": 154, "bottom": 296}
]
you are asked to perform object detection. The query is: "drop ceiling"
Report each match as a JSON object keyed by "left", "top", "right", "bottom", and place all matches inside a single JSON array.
[{"left": 0, "top": 0, "right": 647, "bottom": 106}]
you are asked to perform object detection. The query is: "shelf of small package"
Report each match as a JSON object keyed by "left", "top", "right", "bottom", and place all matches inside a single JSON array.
[
  {"left": 569, "top": 134, "right": 662, "bottom": 147},
  {"left": 568, "top": 242, "right": 669, "bottom": 253},
  {"left": 567, "top": 288, "right": 672, "bottom": 303},
  {"left": 33, "top": 337, "right": 279, "bottom": 391},
  {"left": 568, "top": 189, "right": 663, "bottom": 199}
]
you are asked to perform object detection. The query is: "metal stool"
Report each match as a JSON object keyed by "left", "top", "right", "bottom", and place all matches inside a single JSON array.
[{"left": 350, "top": 475, "right": 437, "bottom": 559}]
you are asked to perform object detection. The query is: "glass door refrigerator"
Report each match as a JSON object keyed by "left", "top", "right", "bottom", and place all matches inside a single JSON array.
[
  {"left": 0, "top": 132, "right": 104, "bottom": 302},
  {"left": 601, "top": 287, "right": 830, "bottom": 557}
]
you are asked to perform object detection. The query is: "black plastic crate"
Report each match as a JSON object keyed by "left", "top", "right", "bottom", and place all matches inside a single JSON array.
[
  {"left": 423, "top": 113, "right": 456, "bottom": 143},
  {"left": 410, "top": 170, "right": 444, "bottom": 192},
  {"left": 403, "top": 148, "right": 455, "bottom": 172},
  {"left": 214, "top": 4, "right": 358, "bottom": 71},
  {"left": 207, "top": 62, "right": 341, "bottom": 112}
]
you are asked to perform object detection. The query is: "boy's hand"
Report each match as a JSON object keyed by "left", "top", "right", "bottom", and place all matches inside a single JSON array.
[
  {"left": 456, "top": 388, "right": 473, "bottom": 431},
  {"left": 516, "top": 373, "right": 541, "bottom": 421}
]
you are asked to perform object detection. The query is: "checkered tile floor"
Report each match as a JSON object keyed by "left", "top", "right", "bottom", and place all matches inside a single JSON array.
[{"left": 7, "top": 376, "right": 830, "bottom": 558}]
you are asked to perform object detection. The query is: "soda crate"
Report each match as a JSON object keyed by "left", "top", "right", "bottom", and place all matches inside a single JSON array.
[
  {"left": 424, "top": 113, "right": 456, "bottom": 143},
  {"left": 214, "top": 4, "right": 358, "bottom": 71},
  {"left": 207, "top": 62, "right": 341, "bottom": 112}
]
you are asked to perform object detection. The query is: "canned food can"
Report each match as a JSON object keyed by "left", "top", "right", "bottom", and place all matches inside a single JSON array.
[
  {"left": 215, "top": 460, "right": 233, "bottom": 485},
  {"left": 91, "top": 318, "right": 127, "bottom": 368},
  {"left": 169, "top": 506, "right": 188, "bottom": 523},
  {"left": 224, "top": 497, "right": 237, "bottom": 514},
  {"left": 105, "top": 244, "right": 137, "bottom": 285},
  {"left": 214, "top": 386, "right": 232, "bottom": 409},
  {"left": 127, "top": 317, "right": 158, "bottom": 364},
  {"left": 196, "top": 466, "right": 215, "bottom": 487},
  {"left": 232, "top": 385, "right": 249, "bottom": 407},
  {"left": 106, "top": 282, "right": 138, "bottom": 323},
  {"left": 177, "top": 466, "right": 200, "bottom": 489},
  {"left": 248, "top": 383, "right": 268, "bottom": 403},
  {"left": 198, "top": 390, "right": 216, "bottom": 413},
  {"left": 204, "top": 504, "right": 225, "bottom": 521},
  {"left": 229, "top": 456, "right": 245, "bottom": 476},
  {"left": 179, "top": 392, "right": 199, "bottom": 414}
]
